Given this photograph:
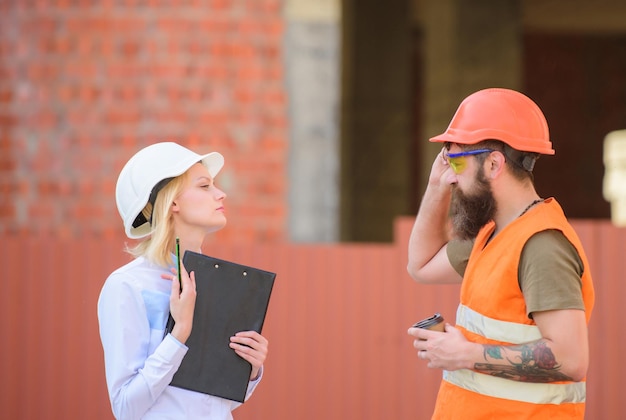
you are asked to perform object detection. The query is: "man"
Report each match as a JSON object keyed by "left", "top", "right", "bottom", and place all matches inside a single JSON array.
[{"left": 406, "top": 88, "right": 595, "bottom": 418}]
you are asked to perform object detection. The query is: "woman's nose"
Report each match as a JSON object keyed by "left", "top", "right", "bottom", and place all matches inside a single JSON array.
[{"left": 215, "top": 187, "right": 226, "bottom": 200}]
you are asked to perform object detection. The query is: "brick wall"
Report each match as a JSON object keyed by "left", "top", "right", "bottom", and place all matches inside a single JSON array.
[{"left": 0, "top": 0, "right": 288, "bottom": 242}]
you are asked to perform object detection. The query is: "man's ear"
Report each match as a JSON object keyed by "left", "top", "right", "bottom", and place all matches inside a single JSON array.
[{"left": 486, "top": 150, "right": 506, "bottom": 179}]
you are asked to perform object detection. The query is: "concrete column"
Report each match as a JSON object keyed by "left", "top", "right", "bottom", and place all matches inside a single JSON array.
[{"left": 284, "top": 0, "right": 341, "bottom": 242}]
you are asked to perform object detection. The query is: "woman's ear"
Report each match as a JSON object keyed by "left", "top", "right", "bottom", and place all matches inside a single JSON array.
[{"left": 171, "top": 200, "right": 180, "bottom": 213}]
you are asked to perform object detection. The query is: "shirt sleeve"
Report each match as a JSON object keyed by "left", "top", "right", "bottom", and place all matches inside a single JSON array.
[
  {"left": 245, "top": 365, "right": 263, "bottom": 399},
  {"left": 519, "top": 229, "right": 585, "bottom": 318},
  {"left": 227, "top": 365, "right": 265, "bottom": 411},
  {"left": 97, "top": 273, "right": 188, "bottom": 420},
  {"left": 446, "top": 238, "right": 474, "bottom": 277}
]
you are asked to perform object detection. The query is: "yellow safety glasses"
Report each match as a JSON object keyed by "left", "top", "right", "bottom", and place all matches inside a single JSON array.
[{"left": 445, "top": 149, "right": 493, "bottom": 174}]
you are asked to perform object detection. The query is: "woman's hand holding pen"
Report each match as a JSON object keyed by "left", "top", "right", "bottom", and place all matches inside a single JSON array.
[
  {"left": 229, "top": 331, "right": 269, "bottom": 380},
  {"left": 162, "top": 262, "right": 197, "bottom": 343}
]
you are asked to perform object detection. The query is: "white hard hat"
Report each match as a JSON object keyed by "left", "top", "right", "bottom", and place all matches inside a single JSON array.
[{"left": 115, "top": 142, "right": 224, "bottom": 239}]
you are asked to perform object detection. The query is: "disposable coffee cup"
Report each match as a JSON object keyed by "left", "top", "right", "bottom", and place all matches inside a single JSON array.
[{"left": 411, "top": 313, "right": 445, "bottom": 332}]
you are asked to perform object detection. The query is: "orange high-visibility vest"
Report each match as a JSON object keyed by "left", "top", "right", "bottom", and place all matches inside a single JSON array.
[{"left": 432, "top": 198, "right": 595, "bottom": 419}]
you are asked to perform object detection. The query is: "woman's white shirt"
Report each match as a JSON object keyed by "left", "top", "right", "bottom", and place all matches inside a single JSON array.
[{"left": 97, "top": 256, "right": 261, "bottom": 420}]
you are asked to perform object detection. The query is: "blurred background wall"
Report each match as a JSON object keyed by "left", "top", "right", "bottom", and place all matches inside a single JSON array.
[
  {"left": 0, "top": 0, "right": 289, "bottom": 241},
  {"left": 1, "top": 0, "right": 626, "bottom": 242},
  {"left": 1, "top": 0, "right": 626, "bottom": 418}
]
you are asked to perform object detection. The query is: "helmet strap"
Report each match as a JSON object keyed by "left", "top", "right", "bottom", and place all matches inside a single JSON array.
[
  {"left": 131, "top": 177, "right": 174, "bottom": 228},
  {"left": 503, "top": 144, "right": 538, "bottom": 172}
]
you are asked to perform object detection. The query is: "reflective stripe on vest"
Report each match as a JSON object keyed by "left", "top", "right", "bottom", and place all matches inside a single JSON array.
[
  {"left": 456, "top": 304, "right": 542, "bottom": 343},
  {"left": 450, "top": 304, "right": 586, "bottom": 404},
  {"left": 443, "top": 370, "right": 586, "bottom": 404}
]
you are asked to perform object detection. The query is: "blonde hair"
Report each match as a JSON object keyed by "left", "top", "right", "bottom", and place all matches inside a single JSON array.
[{"left": 126, "top": 172, "right": 189, "bottom": 267}]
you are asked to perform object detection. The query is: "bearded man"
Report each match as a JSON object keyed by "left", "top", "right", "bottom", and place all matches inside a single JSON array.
[{"left": 406, "top": 88, "right": 595, "bottom": 419}]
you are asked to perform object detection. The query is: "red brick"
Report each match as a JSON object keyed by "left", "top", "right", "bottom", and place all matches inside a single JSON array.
[
  {"left": 27, "top": 64, "right": 60, "bottom": 81},
  {"left": 151, "top": 64, "right": 188, "bottom": 79},
  {"left": 208, "top": 0, "right": 232, "bottom": 11},
  {"left": 39, "top": 36, "right": 72, "bottom": 55},
  {"left": 77, "top": 84, "right": 101, "bottom": 102},
  {"left": 0, "top": 157, "right": 17, "bottom": 173},
  {"left": 75, "top": 37, "right": 94, "bottom": 55},
  {"left": 120, "top": 41, "right": 141, "bottom": 58},
  {"left": 0, "top": 180, "right": 10, "bottom": 195},
  {"left": 266, "top": 63, "right": 284, "bottom": 80},
  {"left": 28, "top": 199, "right": 55, "bottom": 219},
  {"left": 81, "top": 0, "right": 101, "bottom": 6},
  {"left": 55, "top": 223, "right": 75, "bottom": 239},
  {"left": 156, "top": 18, "right": 194, "bottom": 33},
  {"left": 0, "top": 40, "right": 11, "bottom": 56},
  {"left": 187, "top": 39, "right": 206, "bottom": 55},
  {"left": 100, "top": 38, "right": 116, "bottom": 57},
  {"left": 57, "top": 179, "right": 74, "bottom": 196},
  {"left": 263, "top": 20, "right": 284, "bottom": 38},
  {"left": 197, "top": 65, "right": 230, "bottom": 80},
  {"left": 21, "top": 17, "right": 57, "bottom": 34},
  {"left": 237, "top": 66, "right": 265, "bottom": 81},
  {"left": 260, "top": 0, "right": 281, "bottom": 14},
  {"left": 0, "top": 88, "right": 12, "bottom": 104},
  {"left": 106, "top": 63, "right": 144, "bottom": 79},
  {"left": 198, "top": 18, "right": 233, "bottom": 33},
  {"left": 105, "top": 110, "right": 142, "bottom": 125},
  {"left": 236, "top": 45, "right": 259, "bottom": 61},
  {"left": 100, "top": 176, "right": 116, "bottom": 195},
  {"left": 154, "top": 110, "right": 188, "bottom": 126},
  {"left": 115, "top": 85, "right": 142, "bottom": 102},
  {"left": 0, "top": 65, "right": 11, "bottom": 79},
  {"left": 0, "top": 136, "right": 10, "bottom": 153},
  {"left": 66, "top": 110, "right": 88, "bottom": 126},
  {"left": 165, "top": 86, "right": 183, "bottom": 102},
  {"left": 15, "top": 179, "right": 30, "bottom": 196},
  {"left": 31, "top": 110, "right": 59, "bottom": 129},
  {"left": 235, "top": 20, "right": 260, "bottom": 36},
  {"left": 54, "top": 0, "right": 72, "bottom": 9},
  {"left": 197, "top": 111, "right": 230, "bottom": 126},
  {"left": 64, "top": 60, "right": 99, "bottom": 79},
  {"left": 0, "top": 204, "right": 15, "bottom": 219},
  {"left": 209, "top": 43, "right": 230, "bottom": 58},
  {"left": 234, "top": 88, "right": 256, "bottom": 104},
  {"left": 35, "top": 86, "right": 53, "bottom": 102},
  {"left": 121, "top": 135, "right": 138, "bottom": 150},
  {"left": 37, "top": 180, "right": 55, "bottom": 195},
  {"left": 259, "top": 136, "right": 285, "bottom": 151},
  {"left": 66, "top": 17, "right": 147, "bottom": 33},
  {"left": 72, "top": 154, "right": 103, "bottom": 174},
  {"left": 56, "top": 84, "right": 74, "bottom": 103},
  {"left": 77, "top": 178, "right": 95, "bottom": 195},
  {"left": 70, "top": 201, "right": 104, "bottom": 221},
  {"left": 187, "top": 88, "right": 205, "bottom": 102}
]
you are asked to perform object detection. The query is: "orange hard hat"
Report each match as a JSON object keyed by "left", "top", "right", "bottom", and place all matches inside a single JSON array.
[{"left": 429, "top": 88, "right": 555, "bottom": 155}]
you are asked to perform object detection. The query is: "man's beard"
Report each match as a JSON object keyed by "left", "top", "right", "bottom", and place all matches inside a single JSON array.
[{"left": 449, "top": 168, "right": 497, "bottom": 240}]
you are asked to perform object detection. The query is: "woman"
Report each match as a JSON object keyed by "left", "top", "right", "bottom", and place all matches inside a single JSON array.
[{"left": 98, "top": 142, "right": 269, "bottom": 419}]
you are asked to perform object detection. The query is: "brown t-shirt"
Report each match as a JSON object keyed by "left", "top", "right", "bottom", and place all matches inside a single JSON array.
[{"left": 447, "top": 229, "right": 585, "bottom": 318}]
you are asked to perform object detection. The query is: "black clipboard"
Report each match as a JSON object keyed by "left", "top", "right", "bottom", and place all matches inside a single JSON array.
[{"left": 165, "top": 251, "right": 276, "bottom": 403}]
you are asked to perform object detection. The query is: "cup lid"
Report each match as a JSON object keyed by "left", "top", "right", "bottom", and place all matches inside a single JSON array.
[{"left": 412, "top": 313, "right": 444, "bottom": 329}]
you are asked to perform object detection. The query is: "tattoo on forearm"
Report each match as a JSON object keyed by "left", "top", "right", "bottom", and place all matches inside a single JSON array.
[{"left": 474, "top": 340, "right": 573, "bottom": 383}]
